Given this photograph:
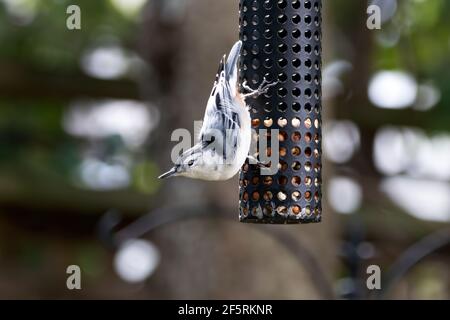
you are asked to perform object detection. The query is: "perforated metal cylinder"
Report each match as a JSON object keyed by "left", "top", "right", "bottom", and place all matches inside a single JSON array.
[{"left": 238, "top": 0, "right": 322, "bottom": 224}]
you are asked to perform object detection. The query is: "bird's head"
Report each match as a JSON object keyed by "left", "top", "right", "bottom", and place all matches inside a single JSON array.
[{"left": 158, "top": 146, "right": 204, "bottom": 179}]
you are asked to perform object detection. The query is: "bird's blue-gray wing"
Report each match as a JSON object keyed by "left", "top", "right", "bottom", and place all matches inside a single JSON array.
[
  {"left": 199, "top": 41, "right": 243, "bottom": 161},
  {"left": 199, "top": 88, "right": 240, "bottom": 161}
]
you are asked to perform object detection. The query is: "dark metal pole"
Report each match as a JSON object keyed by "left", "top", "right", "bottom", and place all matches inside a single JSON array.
[
  {"left": 239, "top": 0, "right": 323, "bottom": 223},
  {"left": 377, "top": 228, "right": 450, "bottom": 299}
]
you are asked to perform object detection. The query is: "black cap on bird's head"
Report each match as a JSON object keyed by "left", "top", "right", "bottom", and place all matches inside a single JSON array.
[{"left": 158, "top": 145, "right": 203, "bottom": 180}]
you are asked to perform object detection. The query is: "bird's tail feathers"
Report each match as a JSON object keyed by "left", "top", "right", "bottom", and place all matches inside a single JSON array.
[{"left": 224, "top": 40, "right": 242, "bottom": 96}]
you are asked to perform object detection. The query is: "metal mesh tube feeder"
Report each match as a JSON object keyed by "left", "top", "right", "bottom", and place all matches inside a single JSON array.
[{"left": 238, "top": 0, "right": 322, "bottom": 224}]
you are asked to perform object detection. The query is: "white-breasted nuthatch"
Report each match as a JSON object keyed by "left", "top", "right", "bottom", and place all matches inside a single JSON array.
[{"left": 158, "top": 41, "right": 277, "bottom": 181}]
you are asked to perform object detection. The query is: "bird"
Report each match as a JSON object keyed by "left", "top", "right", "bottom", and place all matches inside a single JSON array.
[{"left": 158, "top": 40, "right": 277, "bottom": 181}]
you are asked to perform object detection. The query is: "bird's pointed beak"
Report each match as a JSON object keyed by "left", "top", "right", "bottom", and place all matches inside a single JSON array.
[{"left": 158, "top": 167, "right": 177, "bottom": 179}]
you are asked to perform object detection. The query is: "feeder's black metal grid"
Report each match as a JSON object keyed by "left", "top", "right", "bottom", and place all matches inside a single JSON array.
[{"left": 238, "top": 0, "right": 322, "bottom": 224}]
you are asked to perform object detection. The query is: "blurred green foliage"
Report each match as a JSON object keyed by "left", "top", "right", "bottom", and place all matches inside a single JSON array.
[
  {"left": 0, "top": 0, "right": 162, "bottom": 196},
  {"left": 0, "top": 0, "right": 138, "bottom": 71},
  {"left": 331, "top": 0, "right": 450, "bottom": 131}
]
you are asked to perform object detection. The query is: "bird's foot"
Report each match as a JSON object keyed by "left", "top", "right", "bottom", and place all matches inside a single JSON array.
[
  {"left": 241, "top": 77, "right": 278, "bottom": 99},
  {"left": 247, "top": 155, "right": 271, "bottom": 168}
]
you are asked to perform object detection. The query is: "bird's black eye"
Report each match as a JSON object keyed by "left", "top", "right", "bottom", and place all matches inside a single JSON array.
[{"left": 188, "top": 159, "right": 195, "bottom": 167}]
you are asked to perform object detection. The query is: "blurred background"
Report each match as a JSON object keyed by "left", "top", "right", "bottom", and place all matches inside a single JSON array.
[{"left": 0, "top": 0, "right": 449, "bottom": 299}]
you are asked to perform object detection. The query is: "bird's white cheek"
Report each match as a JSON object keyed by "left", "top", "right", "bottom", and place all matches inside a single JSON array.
[{"left": 181, "top": 168, "right": 200, "bottom": 180}]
